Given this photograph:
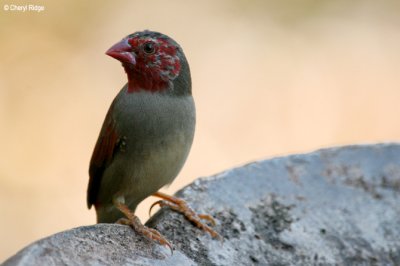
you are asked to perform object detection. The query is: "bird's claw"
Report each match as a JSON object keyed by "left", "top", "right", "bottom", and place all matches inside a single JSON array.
[
  {"left": 150, "top": 197, "right": 222, "bottom": 241},
  {"left": 198, "top": 214, "right": 217, "bottom": 226},
  {"left": 149, "top": 200, "right": 164, "bottom": 216},
  {"left": 114, "top": 202, "right": 173, "bottom": 254}
]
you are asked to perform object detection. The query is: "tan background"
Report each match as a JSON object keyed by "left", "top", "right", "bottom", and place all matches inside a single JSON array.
[{"left": 1, "top": 0, "right": 399, "bottom": 261}]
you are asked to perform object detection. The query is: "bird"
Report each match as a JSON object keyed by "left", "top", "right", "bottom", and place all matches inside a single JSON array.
[{"left": 87, "top": 30, "right": 220, "bottom": 249}]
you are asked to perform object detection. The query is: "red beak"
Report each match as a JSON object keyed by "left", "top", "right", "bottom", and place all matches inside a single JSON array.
[{"left": 106, "top": 38, "right": 136, "bottom": 65}]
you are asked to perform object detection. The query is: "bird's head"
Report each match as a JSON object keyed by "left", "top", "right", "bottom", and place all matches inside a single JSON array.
[{"left": 106, "top": 30, "right": 190, "bottom": 94}]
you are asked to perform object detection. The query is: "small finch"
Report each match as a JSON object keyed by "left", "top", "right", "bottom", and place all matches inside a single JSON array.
[{"left": 87, "top": 30, "right": 220, "bottom": 249}]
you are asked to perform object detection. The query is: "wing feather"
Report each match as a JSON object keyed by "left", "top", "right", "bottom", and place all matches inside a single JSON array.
[{"left": 87, "top": 101, "right": 119, "bottom": 209}]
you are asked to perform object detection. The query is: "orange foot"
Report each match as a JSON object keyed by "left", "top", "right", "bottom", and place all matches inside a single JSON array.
[
  {"left": 114, "top": 200, "right": 173, "bottom": 253},
  {"left": 150, "top": 191, "right": 222, "bottom": 240}
]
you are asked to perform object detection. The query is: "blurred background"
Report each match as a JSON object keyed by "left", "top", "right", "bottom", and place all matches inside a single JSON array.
[{"left": 1, "top": 0, "right": 400, "bottom": 261}]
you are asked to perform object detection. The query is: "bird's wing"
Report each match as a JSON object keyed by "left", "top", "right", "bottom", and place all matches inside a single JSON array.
[{"left": 87, "top": 100, "right": 119, "bottom": 209}]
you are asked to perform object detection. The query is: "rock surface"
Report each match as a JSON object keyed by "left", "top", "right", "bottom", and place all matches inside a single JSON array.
[{"left": 3, "top": 144, "right": 400, "bottom": 265}]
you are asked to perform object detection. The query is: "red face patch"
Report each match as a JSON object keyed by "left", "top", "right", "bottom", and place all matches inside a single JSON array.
[{"left": 124, "top": 36, "right": 182, "bottom": 92}]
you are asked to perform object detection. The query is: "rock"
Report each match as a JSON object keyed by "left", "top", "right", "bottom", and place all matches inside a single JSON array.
[
  {"left": 3, "top": 144, "right": 400, "bottom": 265},
  {"left": 3, "top": 224, "right": 194, "bottom": 266}
]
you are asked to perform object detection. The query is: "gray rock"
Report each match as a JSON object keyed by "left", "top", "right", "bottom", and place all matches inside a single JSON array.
[{"left": 3, "top": 144, "right": 400, "bottom": 265}]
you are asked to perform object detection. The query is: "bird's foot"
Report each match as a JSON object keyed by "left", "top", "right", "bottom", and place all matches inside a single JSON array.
[
  {"left": 114, "top": 201, "right": 173, "bottom": 253},
  {"left": 151, "top": 191, "right": 222, "bottom": 240}
]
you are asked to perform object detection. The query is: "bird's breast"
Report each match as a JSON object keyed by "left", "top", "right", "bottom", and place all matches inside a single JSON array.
[{"left": 104, "top": 89, "right": 195, "bottom": 206}]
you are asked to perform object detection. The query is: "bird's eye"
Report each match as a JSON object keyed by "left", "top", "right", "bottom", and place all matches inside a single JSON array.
[{"left": 143, "top": 42, "right": 155, "bottom": 54}]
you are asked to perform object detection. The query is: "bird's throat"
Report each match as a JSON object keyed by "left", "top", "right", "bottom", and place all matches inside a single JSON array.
[{"left": 124, "top": 66, "right": 169, "bottom": 93}]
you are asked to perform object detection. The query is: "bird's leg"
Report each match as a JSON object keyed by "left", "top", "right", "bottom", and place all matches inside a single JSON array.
[
  {"left": 151, "top": 191, "right": 222, "bottom": 240},
  {"left": 113, "top": 199, "right": 173, "bottom": 252}
]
